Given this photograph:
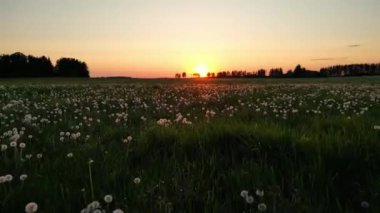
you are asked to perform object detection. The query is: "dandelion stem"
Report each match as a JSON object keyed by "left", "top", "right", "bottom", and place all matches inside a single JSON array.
[{"left": 88, "top": 161, "right": 94, "bottom": 201}]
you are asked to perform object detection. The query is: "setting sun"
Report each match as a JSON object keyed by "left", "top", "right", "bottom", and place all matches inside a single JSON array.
[{"left": 196, "top": 64, "right": 209, "bottom": 77}]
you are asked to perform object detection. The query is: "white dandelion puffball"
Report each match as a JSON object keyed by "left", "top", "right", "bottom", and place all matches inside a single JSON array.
[
  {"left": 20, "top": 174, "right": 28, "bottom": 181},
  {"left": 1, "top": 144, "right": 7, "bottom": 151},
  {"left": 87, "top": 201, "right": 100, "bottom": 210},
  {"left": 104, "top": 195, "right": 113, "bottom": 203},
  {"left": 10, "top": 141, "right": 17, "bottom": 147},
  {"left": 258, "top": 203, "right": 267, "bottom": 212},
  {"left": 80, "top": 208, "right": 89, "bottom": 213},
  {"left": 113, "top": 209, "right": 124, "bottom": 213},
  {"left": 245, "top": 195, "right": 254, "bottom": 204},
  {"left": 19, "top": 143, "right": 26, "bottom": 149},
  {"left": 67, "top": 153, "right": 73, "bottom": 158},
  {"left": 361, "top": 201, "right": 370, "bottom": 208},
  {"left": 256, "top": 189, "right": 264, "bottom": 197},
  {"left": 5, "top": 174, "right": 13, "bottom": 182},
  {"left": 25, "top": 202, "right": 38, "bottom": 213},
  {"left": 133, "top": 177, "right": 141, "bottom": 184},
  {"left": 240, "top": 190, "right": 249, "bottom": 198},
  {"left": 127, "top": 136, "right": 133, "bottom": 141}
]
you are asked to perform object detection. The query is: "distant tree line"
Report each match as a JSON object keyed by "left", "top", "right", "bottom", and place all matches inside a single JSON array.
[
  {"left": 174, "top": 72, "right": 187, "bottom": 78},
  {"left": 0, "top": 52, "right": 89, "bottom": 78},
  {"left": 320, "top": 64, "right": 380, "bottom": 77},
  {"left": 204, "top": 65, "right": 324, "bottom": 78},
  {"left": 183, "top": 63, "right": 380, "bottom": 78}
]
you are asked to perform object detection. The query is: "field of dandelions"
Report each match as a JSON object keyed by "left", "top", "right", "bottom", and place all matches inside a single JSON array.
[{"left": 1, "top": 77, "right": 380, "bottom": 213}]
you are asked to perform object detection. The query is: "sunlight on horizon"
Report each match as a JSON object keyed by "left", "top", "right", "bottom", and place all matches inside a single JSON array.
[{"left": 195, "top": 64, "right": 209, "bottom": 77}]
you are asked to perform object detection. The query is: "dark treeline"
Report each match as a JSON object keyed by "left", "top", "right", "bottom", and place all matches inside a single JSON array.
[
  {"left": 0, "top": 52, "right": 89, "bottom": 78},
  {"left": 177, "top": 63, "right": 380, "bottom": 78},
  {"left": 320, "top": 63, "right": 380, "bottom": 77}
]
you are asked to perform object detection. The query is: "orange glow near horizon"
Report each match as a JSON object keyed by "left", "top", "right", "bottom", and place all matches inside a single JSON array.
[{"left": 196, "top": 64, "right": 209, "bottom": 77}]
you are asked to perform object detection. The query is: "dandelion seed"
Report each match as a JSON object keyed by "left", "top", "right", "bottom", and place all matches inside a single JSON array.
[
  {"left": 25, "top": 202, "right": 38, "bottom": 213},
  {"left": 104, "top": 195, "right": 113, "bottom": 203},
  {"left": 374, "top": 125, "right": 380, "bottom": 130},
  {"left": 36, "top": 153, "right": 43, "bottom": 159},
  {"left": 1, "top": 144, "right": 7, "bottom": 151},
  {"left": 67, "top": 153, "right": 73, "bottom": 158}
]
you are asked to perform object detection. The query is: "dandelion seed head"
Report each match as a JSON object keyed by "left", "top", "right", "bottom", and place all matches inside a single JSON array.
[
  {"left": 245, "top": 195, "right": 254, "bottom": 204},
  {"left": 104, "top": 195, "right": 113, "bottom": 203},
  {"left": 25, "top": 202, "right": 38, "bottom": 213},
  {"left": 258, "top": 203, "right": 267, "bottom": 212},
  {"left": 133, "top": 177, "right": 141, "bottom": 184}
]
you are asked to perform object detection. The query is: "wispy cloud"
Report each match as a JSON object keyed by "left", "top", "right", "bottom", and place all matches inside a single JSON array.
[
  {"left": 347, "top": 44, "right": 360, "bottom": 48},
  {"left": 311, "top": 58, "right": 335, "bottom": 61},
  {"left": 311, "top": 57, "right": 347, "bottom": 61}
]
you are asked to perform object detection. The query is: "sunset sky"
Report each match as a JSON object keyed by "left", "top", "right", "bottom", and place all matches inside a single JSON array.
[{"left": 1, "top": 0, "right": 380, "bottom": 78}]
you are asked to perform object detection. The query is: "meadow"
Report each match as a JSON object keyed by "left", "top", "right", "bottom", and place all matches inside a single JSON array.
[{"left": 0, "top": 77, "right": 380, "bottom": 213}]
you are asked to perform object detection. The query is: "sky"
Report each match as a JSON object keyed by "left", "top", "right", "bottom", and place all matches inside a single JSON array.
[{"left": 1, "top": 0, "right": 380, "bottom": 78}]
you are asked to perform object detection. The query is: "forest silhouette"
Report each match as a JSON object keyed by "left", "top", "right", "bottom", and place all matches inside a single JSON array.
[{"left": 0, "top": 52, "right": 89, "bottom": 78}]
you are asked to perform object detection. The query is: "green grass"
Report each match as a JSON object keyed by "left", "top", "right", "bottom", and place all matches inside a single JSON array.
[{"left": 0, "top": 77, "right": 380, "bottom": 212}]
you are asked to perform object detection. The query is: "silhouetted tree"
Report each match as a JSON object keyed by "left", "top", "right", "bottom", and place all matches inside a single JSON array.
[
  {"left": 0, "top": 54, "right": 12, "bottom": 77},
  {"left": 257, "top": 69, "right": 266, "bottom": 77},
  {"left": 193, "top": 73, "right": 200, "bottom": 78},
  {"left": 175, "top": 73, "right": 181, "bottom": 78},
  {"left": 293, "top": 64, "right": 306, "bottom": 77},
  {"left": 182, "top": 72, "right": 186, "bottom": 78},
  {"left": 269, "top": 68, "right": 283, "bottom": 77},
  {"left": 26, "top": 55, "right": 54, "bottom": 77},
  {"left": 9, "top": 52, "right": 28, "bottom": 77},
  {"left": 55, "top": 58, "right": 89, "bottom": 77},
  {"left": 285, "top": 70, "right": 293, "bottom": 77}
]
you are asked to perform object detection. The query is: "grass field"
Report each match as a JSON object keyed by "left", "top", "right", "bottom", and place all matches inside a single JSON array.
[{"left": 1, "top": 77, "right": 380, "bottom": 212}]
